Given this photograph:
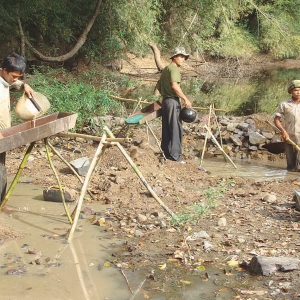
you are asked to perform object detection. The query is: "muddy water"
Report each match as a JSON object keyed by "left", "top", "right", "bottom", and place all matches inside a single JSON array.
[
  {"left": 198, "top": 157, "right": 298, "bottom": 181},
  {"left": 0, "top": 180, "right": 137, "bottom": 300}
]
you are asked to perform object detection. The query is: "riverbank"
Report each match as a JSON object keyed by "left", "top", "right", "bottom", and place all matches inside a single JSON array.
[{"left": 0, "top": 113, "right": 300, "bottom": 299}]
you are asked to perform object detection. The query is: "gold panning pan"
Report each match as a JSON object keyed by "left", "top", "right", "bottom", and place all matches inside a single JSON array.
[{"left": 15, "top": 92, "right": 50, "bottom": 121}]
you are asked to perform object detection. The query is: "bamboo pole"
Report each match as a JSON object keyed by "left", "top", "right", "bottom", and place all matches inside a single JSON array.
[
  {"left": 69, "top": 241, "right": 91, "bottom": 300},
  {"left": 104, "top": 126, "right": 177, "bottom": 220},
  {"left": 56, "top": 132, "right": 131, "bottom": 143},
  {"left": 145, "top": 119, "right": 166, "bottom": 159},
  {"left": 265, "top": 121, "right": 300, "bottom": 152},
  {"left": 200, "top": 105, "right": 212, "bottom": 167},
  {"left": 110, "top": 95, "right": 227, "bottom": 112},
  {"left": 46, "top": 140, "right": 95, "bottom": 200},
  {"left": 70, "top": 143, "right": 107, "bottom": 220},
  {"left": 44, "top": 138, "right": 73, "bottom": 224},
  {"left": 68, "top": 133, "right": 107, "bottom": 241},
  {"left": 213, "top": 104, "right": 226, "bottom": 162},
  {"left": 204, "top": 125, "right": 237, "bottom": 169},
  {"left": 0, "top": 142, "right": 35, "bottom": 211},
  {"left": 287, "top": 138, "right": 300, "bottom": 152}
]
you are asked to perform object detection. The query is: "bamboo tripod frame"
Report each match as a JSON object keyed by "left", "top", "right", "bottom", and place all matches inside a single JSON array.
[
  {"left": 200, "top": 104, "right": 237, "bottom": 169},
  {"left": 0, "top": 127, "right": 177, "bottom": 241}
]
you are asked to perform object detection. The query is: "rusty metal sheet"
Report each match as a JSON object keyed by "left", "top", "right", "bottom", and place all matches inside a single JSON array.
[{"left": 0, "top": 112, "right": 78, "bottom": 153}]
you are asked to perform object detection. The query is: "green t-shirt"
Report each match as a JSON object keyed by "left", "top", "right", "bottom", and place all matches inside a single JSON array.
[{"left": 156, "top": 63, "right": 181, "bottom": 98}]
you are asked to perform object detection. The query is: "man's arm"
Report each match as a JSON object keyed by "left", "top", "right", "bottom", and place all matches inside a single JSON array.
[
  {"left": 11, "top": 80, "right": 34, "bottom": 98},
  {"left": 171, "top": 82, "right": 191, "bottom": 108},
  {"left": 274, "top": 115, "right": 289, "bottom": 140}
]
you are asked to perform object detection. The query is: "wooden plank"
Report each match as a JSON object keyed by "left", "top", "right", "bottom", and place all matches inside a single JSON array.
[
  {"left": 0, "top": 112, "right": 78, "bottom": 153},
  {"left": 126, "top": 100, "right": 162, "bottom": 124}
]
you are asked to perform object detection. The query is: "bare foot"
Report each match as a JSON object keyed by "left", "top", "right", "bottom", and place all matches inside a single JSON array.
[{"left": 1, "top": 206, "right": 13, "bottom": 211}]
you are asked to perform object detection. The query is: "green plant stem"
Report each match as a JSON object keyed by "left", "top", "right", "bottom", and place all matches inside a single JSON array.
[{"left": 0, "top": 142, "right": 35, "bottom": 212}]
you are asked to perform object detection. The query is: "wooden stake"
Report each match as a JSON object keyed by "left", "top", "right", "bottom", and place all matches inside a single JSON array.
[
  {"left": 45, "top": 138, "right": 73, "bottom": 224},
  {"left": 68, "top": 133, "right": 107, "bottom": 241},
  {"left": 287, "top": 138, "right": 300, "bottom": 152},
  {"left": 204, "top": 125, "right": 237, "bottom": 169},
  {"left": 213, "top": 104, "right": 226, "bottom": 162},
  {"left": 200, "top": 104, "right": 212, "bottom": 167},
  {"left": 56, "top": 132, "right": 131, "bottom": 143},
  {"left": 0, "top": 142, "right": 35, "bottom": 211},
  {"left": 110, "top": 95, "right": 227, "bottom": 112},
  {"left": 104, "top": 126, "right": 177, "bottom": 220},
  {"left": 46, "top": 140, "right": 95, "bottom": 200}
]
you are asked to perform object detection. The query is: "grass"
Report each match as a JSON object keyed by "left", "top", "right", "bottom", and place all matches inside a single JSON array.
[
  {"left": 23, "top": 66, "right": 140, "bottom": 132},
  {"left": 171, "top": 179, "right": 234, "bottom": 226}
]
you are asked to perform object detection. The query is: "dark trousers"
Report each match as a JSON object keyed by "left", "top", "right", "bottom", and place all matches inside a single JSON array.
[
  {"left": 0, "top": 152, "right": 7, "bottom": 202},
  {"left": 285, "top": 142, "right": 300, "bottom": 171},
  {"left": 161, "top": 97, "right": 183, "bottom": 161}
]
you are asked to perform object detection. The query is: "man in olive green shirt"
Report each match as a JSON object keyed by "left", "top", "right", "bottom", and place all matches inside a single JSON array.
[{"left": 156, "top": 46, "right": 191, "bottom": 163}]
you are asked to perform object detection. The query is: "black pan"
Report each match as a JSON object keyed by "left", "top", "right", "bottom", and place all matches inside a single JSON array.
[{"left": 262, "top": 142, "right": 285, "bottom": 154}]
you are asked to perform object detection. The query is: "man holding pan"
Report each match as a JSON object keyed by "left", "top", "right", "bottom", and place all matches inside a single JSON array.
[
  {"left": 274, "top": 80, "right": 300, "bottom": 172},
  {"left": 0, "top": 53, "right": 35, "bottom": 202}
]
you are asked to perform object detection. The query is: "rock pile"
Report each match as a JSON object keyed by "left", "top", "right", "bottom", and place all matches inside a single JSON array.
[
  {"left": 90, "top": 113, "right": 285, "bottom": 161},
  {"left": 184, "top": 114, "right": 285, "bottom": 160}
]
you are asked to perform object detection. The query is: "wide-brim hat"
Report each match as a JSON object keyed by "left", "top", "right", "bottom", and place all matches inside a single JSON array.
[
  {"left": 170, "top": 46, "right": 189, "bottom": 60},
  {"left": 15, "top": 92, "right": 50, "bottom": 121},
  {"left": 288, "top": 80, "right": 300, "bottom": 94}
]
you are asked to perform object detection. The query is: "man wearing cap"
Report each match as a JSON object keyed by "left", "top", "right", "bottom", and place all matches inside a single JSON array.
[
  {"left": 156, "top": 46, "right": 192, "bottom": 163},
  {"left": 274, "top": 80, "right": 300, "bottom": 171}
]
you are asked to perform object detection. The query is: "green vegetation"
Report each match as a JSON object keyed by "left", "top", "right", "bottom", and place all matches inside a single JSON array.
[
  {"left": 1, "top": 0, "right": 300, "bottom": 62},
  {"left": 22, "top": 67, "right": 138, "bottom": 131},
  {"left": 171, "top": 179, "right": 234, "bottom": 226}
]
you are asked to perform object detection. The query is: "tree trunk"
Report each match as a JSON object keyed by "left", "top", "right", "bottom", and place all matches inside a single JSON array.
[
  {"left": 17, "top": 16, "right": 25, "bottom": 57},
  {"left": 24, "top": 0, "right": 102, "bottom": 62},
  {"left": 17, "top": 16, "right": 26, "bottom": 79},
  {"left": 148, "top": 42, "right": 165, "bottom": 72}
]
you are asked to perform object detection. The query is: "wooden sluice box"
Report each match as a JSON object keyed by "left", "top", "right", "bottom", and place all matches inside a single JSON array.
[{"left": 0, "top": 112, "right": 78, "bottom": 153}]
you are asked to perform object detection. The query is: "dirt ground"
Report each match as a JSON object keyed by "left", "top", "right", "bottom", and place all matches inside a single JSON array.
[
  {"left": 1, "top": 53, "right": 300, "bottom": 298},
  {"left": 1, "top": 119, "right": 300, "bottom": 298}
]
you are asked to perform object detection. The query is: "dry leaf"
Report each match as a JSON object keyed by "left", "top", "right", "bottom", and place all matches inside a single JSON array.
[
  {"left": 240, "top": 290, "right": 268, "bottom": 295},
  {"left": 180, "top": 280, "right": 191, "bottom": 285}
]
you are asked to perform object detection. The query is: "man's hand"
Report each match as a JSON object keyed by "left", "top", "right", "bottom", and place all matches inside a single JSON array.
[
  {"left": 184, "top": 98, "right": 192, "bottom": 108},
  {"left": 23, "top": 83, "right": 34, "bottom": 98},
  {"left": 281, "top": 129, "right": 290, "bottom": 141}
]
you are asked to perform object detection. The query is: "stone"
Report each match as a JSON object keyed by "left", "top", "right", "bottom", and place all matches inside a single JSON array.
[
  {"left": 135, "top": 230, "right": 144, "bottom": 237},
  {"left": 263, "top": 193, "right": 277, "bottom": 203},
  {"left": 70, "top": 157, "right": 90, "bottom": 176},
  {"left": 262, "top": 131, "right": 274, "bottom": 139},
  {"left": 43, "top": 187, "right": 75, "bottom": 202},
  {"left": 218, "top": 217, "right": 227, "bottom": 227},
  {"left": 249, "top": 132, "right": 267, "bottom": 145},
  {"left": 203, "top": 240, "right": 212, "bottom": 251},
  {"left": 230, "top": 135, "right": 242, "bottom": 146},
  {"left": 137, "top": 214, "right": 147, "bottom": 223},
  {"left": 249, "top": 256, "right": 300, "bottom": 276},
  {"left": 226, "top": 123, "right": 239, "bottom": 132},
  {"left": 237, "top": 122, "right": 249, "bottom": 131},
  {"left": 293, "top": 190, "right": 300, "bottom": 211}
]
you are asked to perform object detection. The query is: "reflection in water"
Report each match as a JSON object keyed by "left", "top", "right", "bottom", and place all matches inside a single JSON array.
[
  {"left": 199, "top": 157, "right": 296, "bottom": 181},
  {"left": 0, "top": 183, "right": 133, "bottom": 300},
  {"left": 130, "top": 68, "right": 300, "bottom": 116}
]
